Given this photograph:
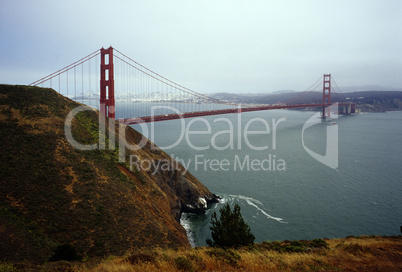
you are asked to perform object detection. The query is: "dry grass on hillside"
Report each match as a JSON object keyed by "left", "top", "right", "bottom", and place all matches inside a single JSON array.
[{"left": 9, "top": 236, "right": 399, "bottom": 272}]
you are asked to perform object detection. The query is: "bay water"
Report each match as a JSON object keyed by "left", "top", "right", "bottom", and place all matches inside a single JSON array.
[{"left": 131, "top": 109, "right": 402, "bottom": 247}]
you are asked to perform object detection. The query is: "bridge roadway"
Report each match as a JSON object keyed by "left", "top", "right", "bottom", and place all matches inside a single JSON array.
[{"left": 120, "top": 103, "right": 336, "bottom": 125}]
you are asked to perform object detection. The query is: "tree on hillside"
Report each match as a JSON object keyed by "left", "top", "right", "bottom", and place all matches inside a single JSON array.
[{"left": 206, "top": 203, "right": 255, "bottom": 248}]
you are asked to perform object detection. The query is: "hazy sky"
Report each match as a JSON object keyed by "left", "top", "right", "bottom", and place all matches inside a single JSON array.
[{"left": 1, "top": 0, "right": 401, "bottom": 93}]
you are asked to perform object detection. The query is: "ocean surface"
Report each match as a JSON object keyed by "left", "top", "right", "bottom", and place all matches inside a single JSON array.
[{"left": 130, "top": 108, "right": 402, "bottom": 247}]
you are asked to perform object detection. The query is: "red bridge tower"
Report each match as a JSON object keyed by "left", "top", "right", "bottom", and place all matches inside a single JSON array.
[
  {"left": 100, "top": 47, "right": 115, "bottom": 119},
  {"left": 322, "top": 74, "right": 331, "bottom": 119}
]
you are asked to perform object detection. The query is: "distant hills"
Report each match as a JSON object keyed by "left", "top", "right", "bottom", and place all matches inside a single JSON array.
[
  {"left": 209, "top": 89, "right": 402, "bottom": 112},
  {"left": 334, "top": 85, "right": 402, "bottom": 93},
  {"left": 210, "top": 85, "right": 402, "bottom": 96}
]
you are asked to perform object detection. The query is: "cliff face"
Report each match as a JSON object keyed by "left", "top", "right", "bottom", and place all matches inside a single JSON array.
[{"left": 0, "top": 85, "right": 218, "bottom": 263}]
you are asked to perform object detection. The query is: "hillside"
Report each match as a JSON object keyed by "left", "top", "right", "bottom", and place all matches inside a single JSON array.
[
  {"left": 0, "top": 85, "right": 218, "bottom": 263},
  {"left": 83, "top": 236, "right": 402, "bottom": 272},
  {"left": 4, "top": 235, "right": 401, "bottom": 271}
]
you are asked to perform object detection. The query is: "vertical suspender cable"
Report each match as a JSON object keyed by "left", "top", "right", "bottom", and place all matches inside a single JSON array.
[
  {"left": 122, "top": 57, "right": 125, "bottom": 119},
  {"left": 124, "top": 57, "right": 127, "bottom": 119},
  {"left": 166, "top": 79, "right": 168, "bottom": 115},
  {"left": 127, "top": 57, "right": 129, "bottom": 119},
  {"left": 123, "top": 56, "right": 127, "bottom": 117},
  {"left": 74, "top": 66, "right": 76, "bottom": 101},
  {"left": 66, "top": 70, "right": 68, "bottom": 98},
  {"left": 95, "top": 54, "right": 98, "bottom": 111},
  {"left": 89, "top": 58, "right": 91, "bottom": 107},
  {"left": 81, "top": 62, "right": 84, "bottom": 103}
]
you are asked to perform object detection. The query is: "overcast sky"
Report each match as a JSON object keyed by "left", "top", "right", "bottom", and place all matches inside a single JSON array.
[{"left": 1, "top": 0, "right": 401, "bottom": 93}]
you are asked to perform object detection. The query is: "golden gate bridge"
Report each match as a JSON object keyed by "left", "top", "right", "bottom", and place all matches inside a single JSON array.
[{"left": 29, "top": 46, "right": 356, "bottom": 123}]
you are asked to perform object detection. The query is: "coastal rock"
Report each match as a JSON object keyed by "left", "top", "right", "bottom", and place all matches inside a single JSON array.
[{"left": 145, "top": 157, "right": 220, "bottom": 218}]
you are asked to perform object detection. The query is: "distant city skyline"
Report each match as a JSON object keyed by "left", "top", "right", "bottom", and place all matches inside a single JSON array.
[{"left": 1, "top": 0, "right": 401, "bottom": 93}]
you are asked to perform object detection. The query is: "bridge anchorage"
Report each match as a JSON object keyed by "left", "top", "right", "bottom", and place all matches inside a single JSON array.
[{"left": 30, "top": 46, "right": 357, "bottom": 123}]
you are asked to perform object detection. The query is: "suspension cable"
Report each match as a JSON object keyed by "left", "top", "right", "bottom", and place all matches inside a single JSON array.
[
  {"left": 29, "top": 49, "right": 100, "bottom": 86},
  {"left": 330, "top": 76, "right": 345, "bottom": 101},
  {"left": 280, "top": 75, "right": 323, "bottom": 105},
  {"left": 113, "top": 49, "right": 227, "bottom": 105}
]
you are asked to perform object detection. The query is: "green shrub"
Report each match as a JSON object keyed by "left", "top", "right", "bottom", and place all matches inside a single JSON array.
[
  {"left": 284, "top": 245, "right": 304, "bottom": 253},
  {"left": 290, "top": 240, "right": 304, "bottom": 247},
  {"left": 174, "top": 256, "right": 194, "bottom": 271},
  {"left": 0, "top": 261, "right": 18, "bottom": 272},
  {"left": 311, "top": 239, "right": 329, "bottom": 249},
  {"left": 207, "top": 203, "right": 255, "bottom": 248},
  {"left": 206, "top": 248, "right": 241, "bottom": 267}
]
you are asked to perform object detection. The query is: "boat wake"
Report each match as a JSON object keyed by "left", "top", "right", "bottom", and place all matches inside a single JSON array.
[{"left": 219, "top": 194, "right": 288, "bottom": 224}]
